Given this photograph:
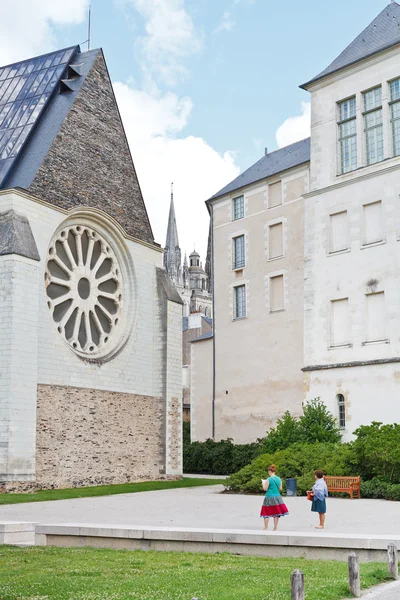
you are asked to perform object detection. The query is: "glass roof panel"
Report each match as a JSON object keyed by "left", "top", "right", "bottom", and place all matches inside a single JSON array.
[{"left": 0, "top": 46, "right": 78, "bottom": 188}]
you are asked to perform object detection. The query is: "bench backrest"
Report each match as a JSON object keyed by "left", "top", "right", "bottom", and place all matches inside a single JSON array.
[{"left": 325, "top": 476, "right": 360, "bottom": 489}]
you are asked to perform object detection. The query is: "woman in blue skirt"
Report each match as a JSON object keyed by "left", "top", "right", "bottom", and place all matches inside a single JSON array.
[{"left": 311, "top": 470, "right": 328, "bottom": 529}]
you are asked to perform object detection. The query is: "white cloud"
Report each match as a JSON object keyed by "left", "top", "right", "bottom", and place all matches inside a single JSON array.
[
  {"left": 0, "top": 0, "right": 88, "bottom": 65},
  {"left": 276, "top": 102, "right": 311, "bottom": 148},
  {"left": 114, "top": 82, "right": 240, "bottom": 258},
  {"left": 120, "top": 0, "right": 202, "bottom": 85},
  {"left": 214, "top": 11, "right": 235, "bottom": 34}
]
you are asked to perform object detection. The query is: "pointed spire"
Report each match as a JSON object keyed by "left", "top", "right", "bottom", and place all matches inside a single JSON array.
[{"left": 164, "top": 182, "right": 182, "bottom": 285}]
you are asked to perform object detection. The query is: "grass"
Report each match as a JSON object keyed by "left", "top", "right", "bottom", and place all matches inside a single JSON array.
[
  {"left": 0, "top": 478, "right": 226, "bottom": 505},
  {"left": 0, "top": 545, "right": 390, "bottom": 600}
]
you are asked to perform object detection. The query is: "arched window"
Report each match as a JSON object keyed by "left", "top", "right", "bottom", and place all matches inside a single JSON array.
[{"left": 337, "top": 394, "right": 345, "bottom": 429}]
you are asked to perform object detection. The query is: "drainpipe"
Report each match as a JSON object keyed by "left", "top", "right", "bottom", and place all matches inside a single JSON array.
[{"left": 209, "top": 203, "right": 216, "bottom": 440}]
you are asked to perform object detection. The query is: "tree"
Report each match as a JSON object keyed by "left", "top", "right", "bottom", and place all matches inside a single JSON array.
[
  {"left": 353, "top": 422, "right": 400, "bottom": 483},
  {"left": 262, "top": 411, "right": 301, "bottom": 453},
  {"left": 298, "top": 398, "right": 342, "bottom": 444}
]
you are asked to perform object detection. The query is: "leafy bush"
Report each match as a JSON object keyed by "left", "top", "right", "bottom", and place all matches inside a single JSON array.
[
  {"left": 226, "top": 442, "right": 355, "bottom": 495},
  {"left": 183, "top": 437, "right": 262, "bottom": 475},
  {"left": 183, "top": 399, "right": 342, "bottom": 476},
  {"left": 353, "top": 422, "right": 400, "bottom": 483},
  {"left": 360, "top": 477, "right": 400, "bottom": 501}
]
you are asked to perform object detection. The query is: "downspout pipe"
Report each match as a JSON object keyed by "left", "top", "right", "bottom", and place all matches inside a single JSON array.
[{"left": 206, "top": 200, "right": 216, "bottom": 440}]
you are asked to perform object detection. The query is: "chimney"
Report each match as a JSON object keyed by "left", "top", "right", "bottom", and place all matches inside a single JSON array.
[{"left": 265, "top": 147, "right": 268, "bottom": 156}]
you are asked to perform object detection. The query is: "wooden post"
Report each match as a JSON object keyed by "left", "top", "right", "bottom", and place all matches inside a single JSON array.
[
  {"left": 348, "top": 552, "right": 361, "bottom": 598},
  {"left": 388, "top": 543, "right": 399, "bottom": 580},
  {"left": 290, "top": 569, "right": 304, "bottom": 600}
]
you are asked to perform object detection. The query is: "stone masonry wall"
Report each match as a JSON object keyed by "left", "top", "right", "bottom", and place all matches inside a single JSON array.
[
  {"left": 29, "top": 51, "right": 154, "bottom": 245},
  {"left": 35, "top": 384, "right": 165, "bottom": 488}
]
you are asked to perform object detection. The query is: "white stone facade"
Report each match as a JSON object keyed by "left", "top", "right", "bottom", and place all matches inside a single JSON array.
[
  {"left": 0, "top": 189, "right": 182, "bottom": 484},
  {"left": 193, "top": 167, "right": 308, "bottom": 443},
  {"left": 304, "top": 45, "right": 400, "bottom": 440}
]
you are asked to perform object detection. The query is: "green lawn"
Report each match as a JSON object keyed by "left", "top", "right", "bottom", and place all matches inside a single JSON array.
[
  {"left": 0, "top": 546, "right": 390, "bottom": 600},
  {"left": 0, "top": 478, "right": 225, "bottom": 505}
]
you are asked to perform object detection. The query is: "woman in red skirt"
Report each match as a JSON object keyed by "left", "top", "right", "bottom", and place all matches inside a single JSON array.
[{"left": 260, "top": 464, "right": 289, "bottom": 531}]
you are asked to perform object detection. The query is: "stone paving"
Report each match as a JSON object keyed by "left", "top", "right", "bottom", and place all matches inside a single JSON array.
[{"left": 0, "top": 484, "right": 399, "bottom": 536}]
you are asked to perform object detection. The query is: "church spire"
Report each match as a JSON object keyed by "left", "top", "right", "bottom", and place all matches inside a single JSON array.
[{"left": 164, "top": 182, "right": 182, "bottom": 285}]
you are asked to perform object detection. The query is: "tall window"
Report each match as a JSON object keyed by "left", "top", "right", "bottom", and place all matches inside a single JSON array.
[
  {"left": 269, "top": 275, "right": 284, "bottom": 312},
  {"left": 330, "top": 211, "right": 348, "bottom": 253},
  {"left": 390, "top": 78, "right": 400, "bottom": 156},
  {"left": 233, "top": 195, "right": 244, "bottom": 220},
  {"left": 338, "top": 97, "right": 357, "bottom": 173},
  {"left": 331, "top": 298, "right": 350, "bottom": 346},
  {"left": 363, "top": 86, "right": 383, "bottom": 165},
  {"left": 234, "top": 285, "right": 246, "bottom": 319},
  {"left": 233, "top": 235, "right": 245, "bottom": 269},
  {"left": 268, "top": 222, "right": 283, "bottom": 259},
  {"left": 337, "top": 394, "right": 346, "bottom": 429},
  {"left": 366, "top": 292, "right": 385, "bottom": 342},
  {"left": 363, "top": 201, "right": 383, "bottom": 245}
]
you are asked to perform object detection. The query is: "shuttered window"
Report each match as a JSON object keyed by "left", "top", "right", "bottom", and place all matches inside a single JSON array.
[
  {"left": 270, "top": 275, "right": 284, "bottom": 312},
  {"left": 269, "top": 222, "right": 283, "bottom": 259},
  {"left": 330, "top": 211, "right": 348, "bottom": 253},
  {"left": 363, "top": 201, "right": 383, "bottom": 245},
  {"left": 268, "top": 181, "right": 282, "bottom": 208},
  {"left": 331, "top": 298, "right": 350, "bottom": 346}
]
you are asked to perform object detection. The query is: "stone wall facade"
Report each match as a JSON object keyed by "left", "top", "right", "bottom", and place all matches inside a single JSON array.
[
  {"left": 36, "top": 385, "right": 164, "bottom": 488},
  {"left": 28, "top": 52, "right": 154, "bottom": 246},
  {"left": 0, "top": 190, "right": 183, "bottom": 488}
]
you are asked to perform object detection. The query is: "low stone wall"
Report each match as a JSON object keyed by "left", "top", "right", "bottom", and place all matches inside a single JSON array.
[
  {"left": 33, "top": 524, "right": 400, "bottom": 562},
  {"left": 32, "top": 384, "right": 166, "bottom": 489}
]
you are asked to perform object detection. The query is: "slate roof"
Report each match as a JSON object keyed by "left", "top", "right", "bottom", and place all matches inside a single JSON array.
[
  {"left": 209, "top": 138, "right": 310, "bottom": 202},
  {"left": 0, "top": 45, "right": 99, "bottom": 190},
  {"left": 301, "top": 3, "right": 400, "bottom": 89},
  {"left": 191, "top": 331, "right": 213, "bottom": 343}
]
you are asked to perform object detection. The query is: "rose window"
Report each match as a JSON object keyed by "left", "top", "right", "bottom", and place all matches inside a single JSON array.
[{"left": 45, "top": 226, "right": 123, "bottom": 358}]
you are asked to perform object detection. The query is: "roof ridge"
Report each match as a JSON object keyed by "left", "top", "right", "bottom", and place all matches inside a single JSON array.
[
  {"left": 209, "top": 137, "right": 310, "bottom": 202},
  {"left": 0, "top": 45, "right": 79, "bottom": 71},
  {"left": 302, "top": 3, "right": 400, "bottom": 88}
]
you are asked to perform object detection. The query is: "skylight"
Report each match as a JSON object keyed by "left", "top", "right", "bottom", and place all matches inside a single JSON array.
[{"left": 0, "top": 46, "right": 78, "bottom": 188}]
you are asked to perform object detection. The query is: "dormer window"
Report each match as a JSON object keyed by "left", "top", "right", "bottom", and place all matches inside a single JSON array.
[{"left": 338, "top": 97, "right": 357, "bottom": 174}]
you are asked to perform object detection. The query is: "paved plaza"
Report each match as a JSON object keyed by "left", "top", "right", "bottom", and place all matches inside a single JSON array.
[{"left": 1, "top": 484, "right": 399, "bottom": 536}]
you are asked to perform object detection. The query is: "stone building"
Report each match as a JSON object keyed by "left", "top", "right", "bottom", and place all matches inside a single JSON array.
[
  {"left": 163, "top": 185, "right": 213, "bottom": 420},
  {"left": 0, "top": 45, "right": 182, "bottom": 489},
  {"left": 192, "top": 141, "right": 309, "bottom": 443},
  {"left": 192, "top": 2, "right": 400, "bottom": 443},
  {"left": 164, "top": 185, "right": 212, "bottom": 318}
]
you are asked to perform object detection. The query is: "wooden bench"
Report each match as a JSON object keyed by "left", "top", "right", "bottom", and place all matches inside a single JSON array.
[{"left": 325, "top": 476, "right": 361, "bottom": 499}]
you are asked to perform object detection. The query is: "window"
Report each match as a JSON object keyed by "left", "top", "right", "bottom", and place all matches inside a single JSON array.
[
  {"left": 337, "top": 394, "right": 346, "bottom": 429},
  {"left": 233, "top": 195, "right": 244, "bottom": 220},
  {"left": 269, "top": 275, "right": 284, "bottom": 312},
  {"left": 233, "top": 235, "right": 245, "bottom": 269},
  {"left": 363, "top": 87, "right": 383, "bottom": 165},
  {"left": 338, "top": 97, "right": 357, "bottom": 173},
  {"left": 363, "top": 201, "right": 383, "bottom": 245},
  {"left": 331, "top": 298, "right": 350, "bottom": 346},
  {"left": 268, "top": 222, "right": 283, "bottom": 259},
  {"left": 366, "top": 292, "right": 385, "bottom": 341},
  {"left": 390, "top": 78, "right": 400, "bottom": 156},
  {"left": 330, "top": 211, "right": 348, "bottom": 253},
  {"left": 234, "top": 285, "right": 246, "bottom": 319},
  {"left": 268, "top": 181, "right": 282, "bottom": 208}
]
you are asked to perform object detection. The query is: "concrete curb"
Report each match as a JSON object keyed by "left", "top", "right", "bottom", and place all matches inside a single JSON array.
[{"left": 359, "top": 579, "right": 400, "bottom": 598}]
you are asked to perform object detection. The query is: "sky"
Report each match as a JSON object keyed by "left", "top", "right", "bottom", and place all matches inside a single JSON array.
[{"left": 0, "top": 0, "right": 392, "bottom": 259}]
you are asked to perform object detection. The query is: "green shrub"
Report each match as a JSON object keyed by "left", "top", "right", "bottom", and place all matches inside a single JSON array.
[
  {"left": 182, "top": 436, "right": 262, "bottom": 476},
  {"left": 183, "top": 399, "right": 342, "bottom": 476},
  {"left": 225, "top": 442, "right": 356, "bottom": 495},
  {"left": 353, "top": 422, "right": 400, "bottom": 483}
]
